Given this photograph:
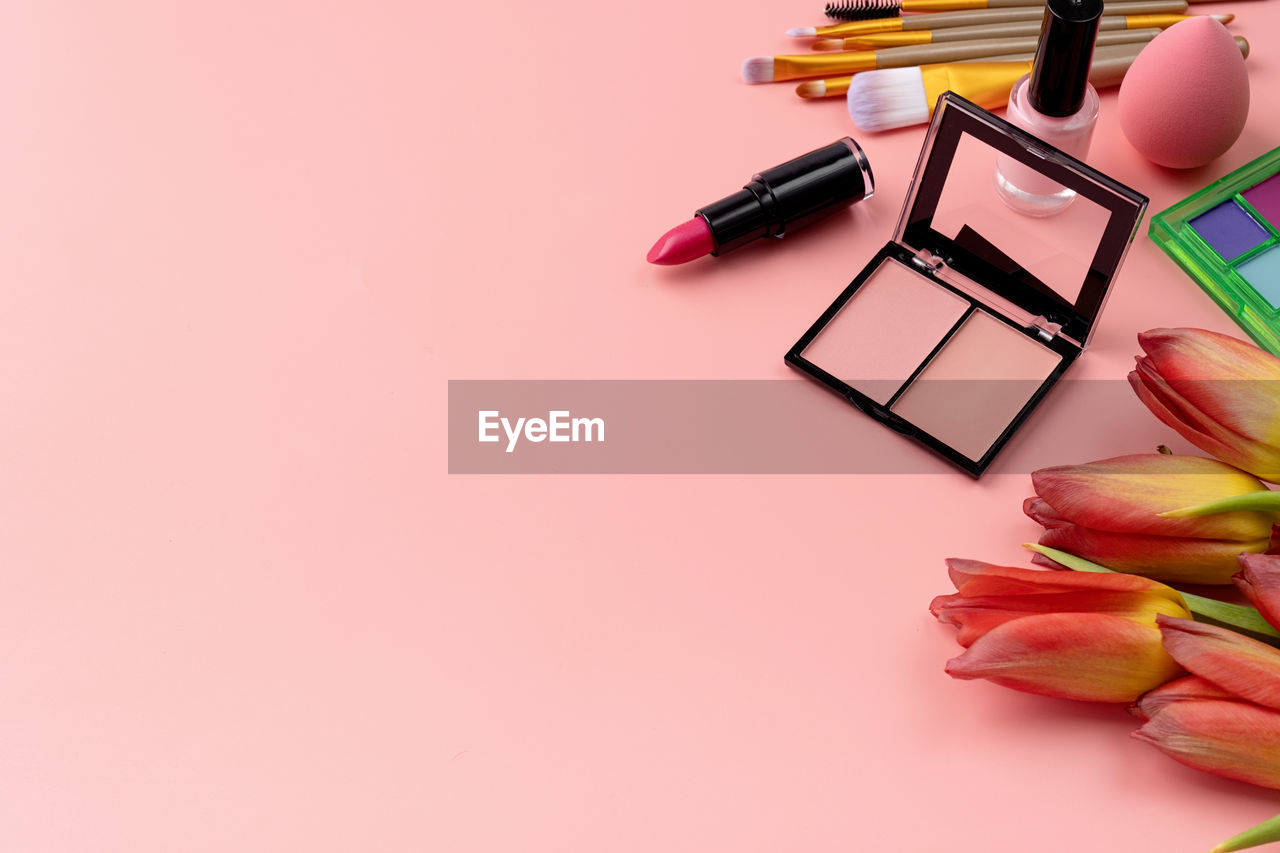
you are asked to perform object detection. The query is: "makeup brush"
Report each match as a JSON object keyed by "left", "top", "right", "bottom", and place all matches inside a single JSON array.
[
  {"left": 844, "top": 35, "right": 1249, "bottom": 129},
  {"left": 789, "top": 0, "right": 1189, "bottom": 38},
  {"left": 823, "top": 0, "right": 1251, "bottom": 17},
  {"left": 814, "top": 12, "right": 1229, "bottom": 49},
  {"left": 743, "top": 29, "right": 1162, "bottom": 83},
  {"left": 825, "top": 0, "right": 1171, "bottom": 17},
  {"left": 798, "top": 52, "right": 1035, "bottom": 98},
  {"left": 795, "top": 41, "right": 1112, "bottom": 97}
]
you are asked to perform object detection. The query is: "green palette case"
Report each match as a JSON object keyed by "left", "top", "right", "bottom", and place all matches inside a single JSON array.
[{"left": 1150, "top": 147, "right": 1280, "bottom": 355}]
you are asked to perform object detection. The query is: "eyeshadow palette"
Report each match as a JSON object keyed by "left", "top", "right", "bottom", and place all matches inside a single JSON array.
[
  {"left": 1150, "top": 147, "right": 1280, "bottom": 356},
  {"left": 786, "top": 93, "right": 1147, "bottom": 476}
]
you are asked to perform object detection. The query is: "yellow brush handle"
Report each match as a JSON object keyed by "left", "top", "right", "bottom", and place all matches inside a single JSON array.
[
  {"left": 773, "top": 52, "right": 878, "bottom": 81},
  {"left": 813, "top": 18, "right": 904, "bottom": 38}
]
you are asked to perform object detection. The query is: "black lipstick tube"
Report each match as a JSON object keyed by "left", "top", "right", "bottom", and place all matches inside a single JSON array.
[{"left": 697, "top": 138, "right": 875, "bottom": 255}]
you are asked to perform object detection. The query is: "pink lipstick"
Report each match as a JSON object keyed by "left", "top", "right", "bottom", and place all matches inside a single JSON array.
[
  {"left": 647, "top": 218, "right": 715, "bottom": 265},
  {"left": 646, "top": 137, "right": 874, "bottom": 265}
]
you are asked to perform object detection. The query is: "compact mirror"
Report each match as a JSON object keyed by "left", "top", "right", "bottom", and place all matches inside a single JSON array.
[{"left": 897, "top": 93, "right": 1147, "bottom": 347}]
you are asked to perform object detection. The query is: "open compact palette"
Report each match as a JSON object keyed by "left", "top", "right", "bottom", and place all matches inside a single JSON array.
[
  {"left": 786, "top": 93, "right": 1147, "bottom": 476},
  {"left": 1150, "top": 147, "right": 1280, "bottom": 356}
]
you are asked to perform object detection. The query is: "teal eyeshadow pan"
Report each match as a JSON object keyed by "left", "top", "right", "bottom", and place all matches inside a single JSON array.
[
  {"left": 1150, "top": 147, "right": 1280, "bottom": 356},
  {"left": 1238, "top": 248, "right": 1280, "bottom": 309}
]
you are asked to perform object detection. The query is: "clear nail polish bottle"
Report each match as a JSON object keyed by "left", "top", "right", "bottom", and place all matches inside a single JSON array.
[{"left": 994, "top": 0, "right": 1103, "bottom": 216}]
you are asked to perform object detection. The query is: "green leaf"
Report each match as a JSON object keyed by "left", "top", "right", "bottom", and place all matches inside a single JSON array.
[
  {"left": 1212, "top": 813, "right": 1280, "bottom": 853},
  {"left": 1023, "top": 544, "right": 1115, "bottom": 574},
  {"left": 1160, "top": 490, "right": 1280, "bottom": 518},
  {"left": 1181, "top": 594, "right": 1280, "bottom": 645}
]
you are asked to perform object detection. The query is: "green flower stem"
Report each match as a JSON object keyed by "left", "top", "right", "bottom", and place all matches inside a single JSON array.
[
  {"left": 1212, "top": 813, "right": 1280, "bottom": 853},
  {"left": 1160, "top": 490, "right": 1280, "bottom": 518},
  {"left": 1025, "top": 544, "right": 1280, "bottom": 645}
]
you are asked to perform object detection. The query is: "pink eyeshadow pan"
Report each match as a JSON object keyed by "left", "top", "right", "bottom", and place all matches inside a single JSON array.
[
  {"left": 889, "top": 310, "right": 1063, "bottom": 461},
  {"left": 1244, "top": 173, "right": 1280, "bottom": 225},
  {"left": 800, "top": 258, "right": 969, "bottom": 404}
]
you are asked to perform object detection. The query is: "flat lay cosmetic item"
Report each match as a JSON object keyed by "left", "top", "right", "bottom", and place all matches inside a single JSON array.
[
  {"left": 824, "top": 0, "right": 1060, "bottom": 18},
  {"left": 1150, "top": 147, "right": 1280, "bottom": 355},
  {"left": 1117, "top": 16, "right": 1250, "bottom": 169},
  {"left": 786, "top": 93, "right": 1147, "bottom": 475},
  {"left": 994, "top": 0, "right": 1103, "bottom": 216},
  {"left": 647, "top": 138, "right": 874, "bottom": 265}
]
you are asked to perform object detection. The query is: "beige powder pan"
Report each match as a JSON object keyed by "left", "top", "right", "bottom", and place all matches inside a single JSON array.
[
  {"left": 889, "top": 311, "right": 1064, "bottom": 461},
  {"left": 800, "top": 258, "right": 969, "bottom": 405}
]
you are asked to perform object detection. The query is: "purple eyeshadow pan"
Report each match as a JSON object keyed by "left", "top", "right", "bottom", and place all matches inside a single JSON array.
[
  {"left": 1243, "top": 173, "right": 1280, "bottom": 225},
  {"left": 1190, "top": 200, "right": 1269, "bottom": 260}
]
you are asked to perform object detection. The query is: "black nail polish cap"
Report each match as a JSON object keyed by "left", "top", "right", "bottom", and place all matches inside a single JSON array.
[{"left": 1028, "top": 0, "right": 1104, "bottom": 117}]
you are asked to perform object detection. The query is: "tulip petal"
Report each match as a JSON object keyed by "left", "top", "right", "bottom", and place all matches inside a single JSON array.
[
  {"left": 1139, "top": 328, "right": 1280, "bottom": 378},
  {"left": 935, "top": 560, "right": 1190, "bottom": 647},
  {"left": 934, "top": 590, "right": 1189, "bottom": 646},
  {"left": 1134, "top": 329, "right": 1280, "bottom": 480},
  {"left": 1023, "top": 496, "right": 1070, "bottom": 529},
  {"left": 1133, "top": 698, "right": 1280, "bottom": 790},
  {"left": 1036, "top": 525, "right": 1266, "bottom": 585},
  {"left": 1236, "top": 553, "right": 1280, "bottom": 632},
  {"left": 1139, "top": 328, "right": 1280, "bottom": 417},
  {"left": 1130, "top": 675, "right": 1237, "bottom": 721},
  {"left": 944, "top": 558, "right": 1187, "bottom": 600},
  {"left": 1129, "top": 365, "right": 1265, "bottom": 471},
  {"left": 1157, "top": 615, "right": 1280, "bottom": 712},
  {"left": 1030, "top": 454, "right": 1274, "bottom": 541},
  {"left": 945, "top": 612, "right": 1182, "bottom": 703}
]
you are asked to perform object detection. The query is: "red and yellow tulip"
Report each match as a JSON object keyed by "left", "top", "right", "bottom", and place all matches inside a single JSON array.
[
  {"left": 1025, "top": 453, "right": 1279, "bottom": 584},
  {"left": 932, "top": 559, "right": 1188, "bottom": 702},
  {"left": 1236, "top": 553, "right": 1280, "bottom": 632},
  {"left": 1133, "top": 616, "right": 1280, "bottom": 790},
  {"left": 1130, "top": 328, "right": 1280, "bottom": 483}
]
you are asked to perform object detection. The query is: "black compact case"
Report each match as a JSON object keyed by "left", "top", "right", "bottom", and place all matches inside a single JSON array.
[{"left": 785, "top": 93, "right": 1147, "bottom": 476}]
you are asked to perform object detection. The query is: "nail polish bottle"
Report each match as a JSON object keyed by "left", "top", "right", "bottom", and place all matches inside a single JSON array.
[{"left": 994, "top": 0, "right": 1103, "bottom": 216}]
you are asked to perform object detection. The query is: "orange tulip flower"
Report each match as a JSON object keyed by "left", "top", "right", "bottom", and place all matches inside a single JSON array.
[
  {"left": 1026, "top": 454, "right": 1278, "bottom": 584},
  {"left": 932, "top": 560, "right": 1187, "bottom": 702},
  {"left": 1130, "top": 328, "right": 1280, "bottom": 483}
]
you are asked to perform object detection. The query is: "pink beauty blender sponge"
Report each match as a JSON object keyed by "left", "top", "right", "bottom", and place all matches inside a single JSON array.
[{"left": 1118, "top": 17, "right": 1249, "bottom": 169}]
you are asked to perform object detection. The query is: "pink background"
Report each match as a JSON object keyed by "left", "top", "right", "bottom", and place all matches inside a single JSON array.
[{"left": 2, "top": 1, "right": 1279, "bottom": 850}]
